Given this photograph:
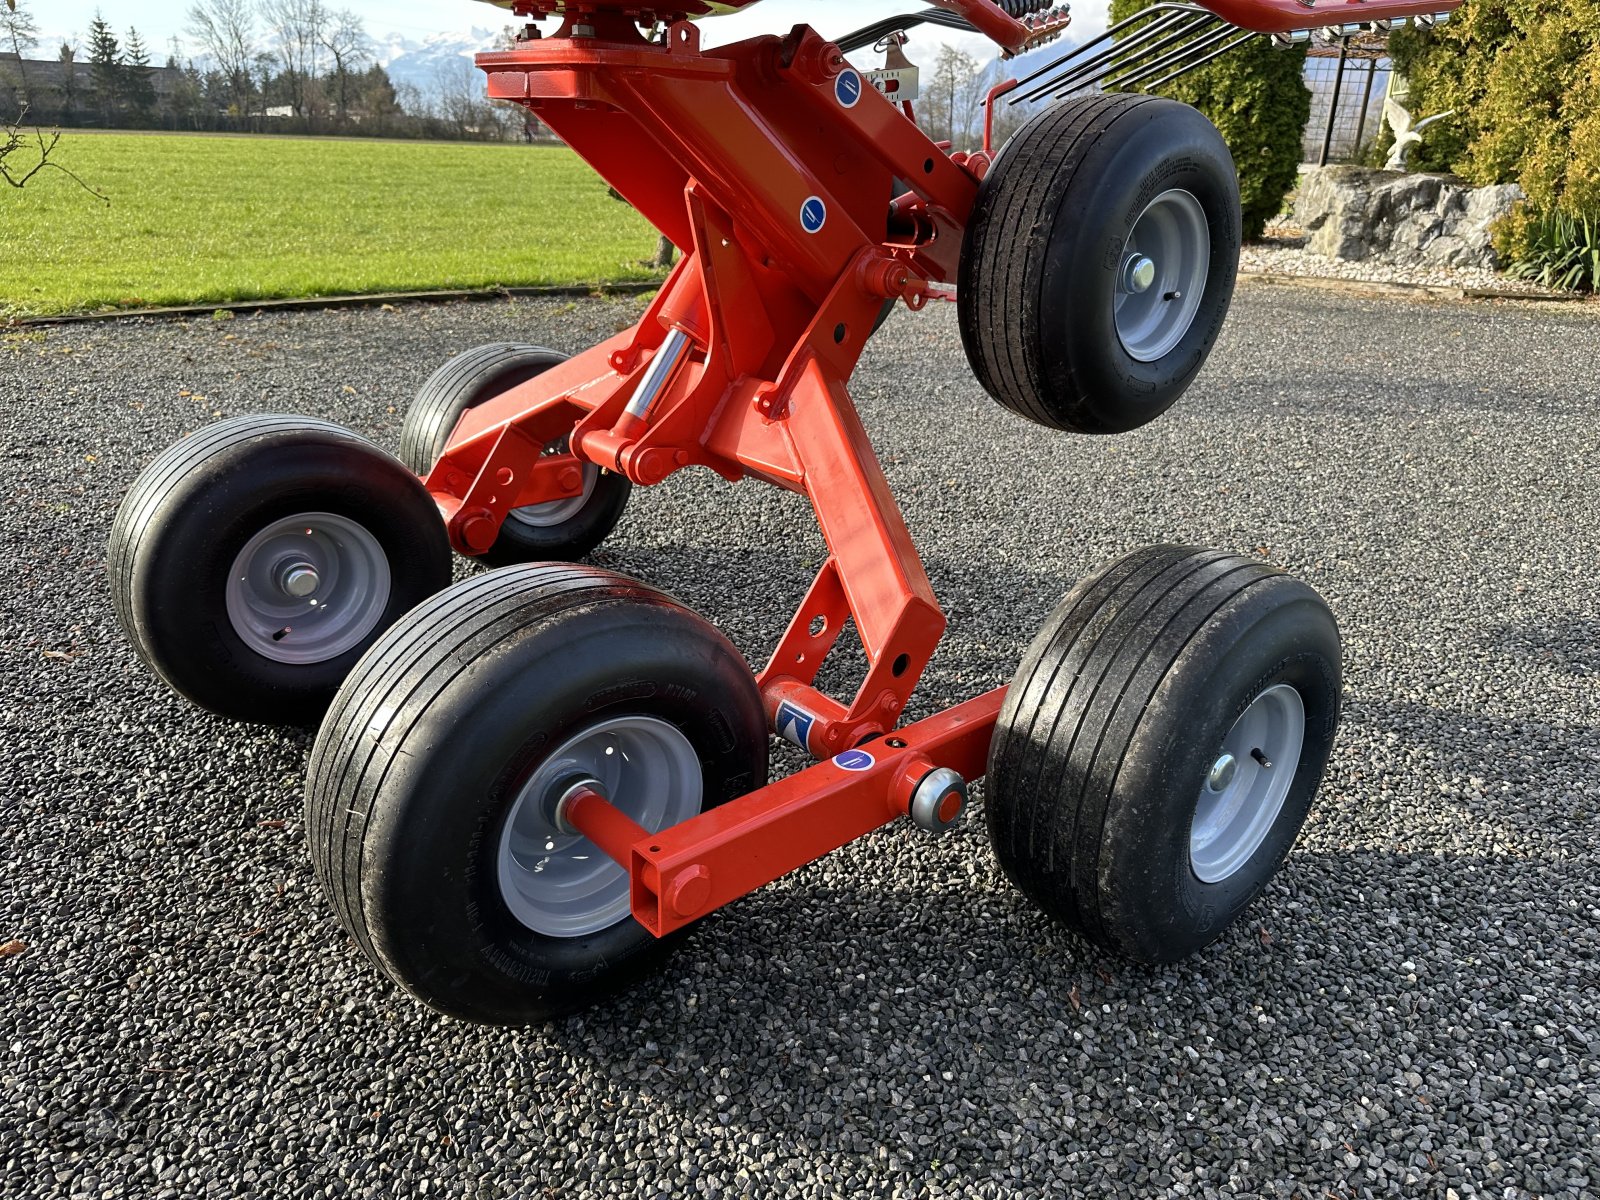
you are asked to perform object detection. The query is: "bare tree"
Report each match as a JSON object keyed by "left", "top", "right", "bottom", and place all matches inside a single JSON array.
[
  {"left": 1, "top": 0, "right": 39, "bottom": 104},
  {"left": 187, "top": 0, "right": 257, "bottom": 121},
  {"left": 922, "top": 45, "right": 981, "bottom": 148},
  {"left": 437, "top": 56, "right": 490, "bottom": 138},
  {"left": 262, "top": 0, "right": 326, "bottom": 121},
  {"left": 318, "top": 8, "right": 368, "bottom": 125},
  {"left": 1, "top": 105, "right": 106, "bottom": 197}
]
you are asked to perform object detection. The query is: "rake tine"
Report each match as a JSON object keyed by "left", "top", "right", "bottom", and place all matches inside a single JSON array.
[
  {"left": 835, "top": 7, "right": 979, "bottom": 54},
  {"left": 1101, "top": 22, "right": 1250, "bottom": 93},
  {"left": 1078, "top": 13, "right": 1230, "bottom": 95},
  {"left": 1011, "top": 5, "right": 1212, "bottom": 104},
  {"left": 1136, "top": 29, "right": 1262, "bottom": 90}
]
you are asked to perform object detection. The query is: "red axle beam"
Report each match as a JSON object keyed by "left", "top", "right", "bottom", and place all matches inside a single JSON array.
[{"left": 565, "top": 689, "right": 1005, "bottom": 936}]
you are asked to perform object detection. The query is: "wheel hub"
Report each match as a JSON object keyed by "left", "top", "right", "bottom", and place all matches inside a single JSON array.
[
  {"left": 224, "top": 512, "right": 392, "bottom": 665},
  {"left": 1113, "top": 188, "right": 1211, "bottom": 363},
  {"left": 278, "top": 561, "right": 321, "bottom": 598},
  {"left": 497, "top": 715, "right": 703, "bottom": 938},
  {"left": 1121, "top": 253, "right": 1157, "bottom": 295},
  {"left": 1205, "top": 752, "right": 1238, "bottom": 793},
  {"left": 1190, "top": 684, "right": 1306, "bottom": 884}
]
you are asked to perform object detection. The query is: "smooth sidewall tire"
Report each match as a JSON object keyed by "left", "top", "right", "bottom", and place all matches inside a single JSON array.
[
  {"left": 108, "top": 415, "right": 452, "bottom": 725},
  {"left": 305, "top": 564, "right": 769, "bottom": 1025},
  {"left": 987, "top": 545, "right": 1341, "bottom": 964},
  {"left": 959, "top": 94, "right": 1242, "bottom": 434},
  {"left": 403, "top": 343, "right": 631, "bottom": 566}
]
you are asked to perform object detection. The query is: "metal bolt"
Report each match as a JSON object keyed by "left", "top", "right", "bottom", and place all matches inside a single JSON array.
[
  {"left": 1122, "top": 253, "right": 1157, "bottom": 294},
  {"left": 1206, "top": 752, "right": 1238, "bottom": 793},
  {"left": 279, "top": 562, "right": 320, "bottom": 598}
]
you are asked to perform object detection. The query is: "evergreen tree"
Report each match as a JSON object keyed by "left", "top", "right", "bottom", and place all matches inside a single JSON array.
[
  {"left": 86, "top": 15, "right": 122, "bottom": 125},
  {"left": 1390, "top": 0, "right": 1600, "bottom": 217},
  {"left": 1109, "top": 0, "right": 1311, "bottom": 240},
  {"left": 123, "top": 28, "right": 157, "bottom": 123},
  {"left": 168, "top": 60, "right": 205, "bottom": 129},
  {"left": 56, "top": 42, "right": 79, "bottom": 123}
]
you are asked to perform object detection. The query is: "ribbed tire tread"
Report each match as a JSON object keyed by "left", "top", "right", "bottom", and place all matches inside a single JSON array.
[
  {"left": 988, "top": 545, "right": 1290, "bottom": 948},
  {"left": 305, "top": 564, "right": 672, "bottom": 969},
  {"left": 108, "top": 415, "right": 380, "bottom": 668},
  {"left": 399, "top": 343, "right": 564, "bottom": 476},
  {"left": 959, "top": 93, "right": 1162, "bottom": 429}
]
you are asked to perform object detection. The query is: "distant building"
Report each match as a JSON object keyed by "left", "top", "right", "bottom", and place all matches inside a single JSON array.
[{"left": 1, "top": 50, "right": 188, "bottom": 118}]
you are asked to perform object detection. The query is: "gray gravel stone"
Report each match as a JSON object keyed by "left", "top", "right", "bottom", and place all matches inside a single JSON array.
[{"left": 2, "top": 288, "right": 1598, "bottom": 1198}]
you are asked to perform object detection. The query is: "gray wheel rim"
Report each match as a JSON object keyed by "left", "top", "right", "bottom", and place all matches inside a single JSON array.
[
  {"left": 498, "top": 715, "right": 703, "bottom": 938},
  {"left": 224, "top": 512, "right": 391, "bottom": 665},
  {"left": 1190, "top": 684, "right": 1305, "bottom": 885},
  {"left": 504, "top": 462, "right": 598, "bottom": 530},
  {"left": 1114, "top": 188, "right": 1211, "bottom": 363}
]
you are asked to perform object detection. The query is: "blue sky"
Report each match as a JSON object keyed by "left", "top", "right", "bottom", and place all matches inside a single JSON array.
[{"left": 29, "top": 2, "right": 1108, "bottom": 61}]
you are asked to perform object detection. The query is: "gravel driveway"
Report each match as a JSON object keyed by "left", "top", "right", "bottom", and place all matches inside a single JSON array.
[{"left": 3, "top": 287, "right": 1598, "bottom": 1199}]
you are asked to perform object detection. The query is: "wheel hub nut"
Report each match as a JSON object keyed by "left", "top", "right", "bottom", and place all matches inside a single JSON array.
[
  {"left": 1206, "top": 752, "right": 1237, "bottom": 793},
  {"left": 909, "top": 767, "right": 967, "bottom": 834},
  {"left": 280, "top": 562, "right": 320, "bottom": 598},
  {"left": 1122, "top": 253, "right": 1157, "bottom": 295}
]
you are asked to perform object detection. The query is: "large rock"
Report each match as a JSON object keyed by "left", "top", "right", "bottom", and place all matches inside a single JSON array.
[{"left": 1293, "top": 166, "right": 1523, "bottom": 270}]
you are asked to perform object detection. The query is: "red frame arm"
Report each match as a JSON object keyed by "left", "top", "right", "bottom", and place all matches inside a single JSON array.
[
  {"left": 1197, "top": 0, "right": 1462, "bottom": 34},
  {"left": 490, "top": 0, "right": 1459, "bottom": 52}
]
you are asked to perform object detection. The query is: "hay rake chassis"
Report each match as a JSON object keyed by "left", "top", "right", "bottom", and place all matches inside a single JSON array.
[{"left": 111, "top": 0, "right": 1460, "bottom": 1022}]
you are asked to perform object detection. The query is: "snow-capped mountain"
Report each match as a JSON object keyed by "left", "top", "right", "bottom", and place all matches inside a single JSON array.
[{"left": 374, "top": 27, "right": 504, "bottom": 98}]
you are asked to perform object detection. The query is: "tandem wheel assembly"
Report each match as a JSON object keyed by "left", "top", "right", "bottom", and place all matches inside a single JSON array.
[{"left": 109, "top": 0, "right": 1458, "bottom": 1023}]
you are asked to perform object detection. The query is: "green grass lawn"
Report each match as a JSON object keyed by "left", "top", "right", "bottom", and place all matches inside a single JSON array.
[{"left": 0, "top": 134, "right": 663, "bottom": 317}]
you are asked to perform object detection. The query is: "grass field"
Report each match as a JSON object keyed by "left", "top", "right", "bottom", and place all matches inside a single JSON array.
[{"left": 0, "top": 134, "right": 663, "bottom": 317}]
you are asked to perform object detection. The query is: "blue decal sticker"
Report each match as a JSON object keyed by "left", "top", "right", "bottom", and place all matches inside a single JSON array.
[
  {"left": 774, "top": 701, "right": 816, "bottom": 751},
  {"left": 834, "top": 68, "right": 863, "bottom": 109},
  {"left": 800, "top": 196, "right": 827, "bottom": 235},
  {"left": 834, "top": 749, "right": 875, "bottom": 772}
]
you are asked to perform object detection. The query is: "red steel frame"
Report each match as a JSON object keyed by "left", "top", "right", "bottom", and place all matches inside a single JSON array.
[{"left": 431, "top": 0, "right": 1462, "bottom": 937}]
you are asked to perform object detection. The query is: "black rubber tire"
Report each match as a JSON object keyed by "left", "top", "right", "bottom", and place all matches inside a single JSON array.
[
  {"left": 305, "top": 564, "right": 769, "bottom": 1025},
  {"left": 987, "top": 545, "right": 1341, "bottom": 963},
  {"left": 402, "top": 343, "right": 631, "bottom": 567},
  {"left": 958, "top": 93, "right": 1242, "bottom": 434},
  {"left": 108, "top": 416, "right": 452, "bottom": 726}
]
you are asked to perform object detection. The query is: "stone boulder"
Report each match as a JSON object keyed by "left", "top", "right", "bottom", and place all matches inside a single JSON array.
[{"left": 1293, "top": 166, "right": 1523, "bottom": 270}]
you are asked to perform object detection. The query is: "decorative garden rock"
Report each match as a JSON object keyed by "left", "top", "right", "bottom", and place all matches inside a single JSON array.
[{"left": 1294, "top": 166, "right": 1523, "bottom": 270}]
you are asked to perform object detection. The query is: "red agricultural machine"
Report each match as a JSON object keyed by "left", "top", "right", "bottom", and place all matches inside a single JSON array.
[{"left": 110, "top": 0, "right": 1461, "bottom": 1024}]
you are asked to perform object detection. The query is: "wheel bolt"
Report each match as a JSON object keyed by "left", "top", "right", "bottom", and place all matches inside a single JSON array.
[
  {"left": 1206, "top": 752, "right": 1237, "bottom": 793},
  {"left": 280, "top": 562, "right": 320, "bottom": 598}
]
